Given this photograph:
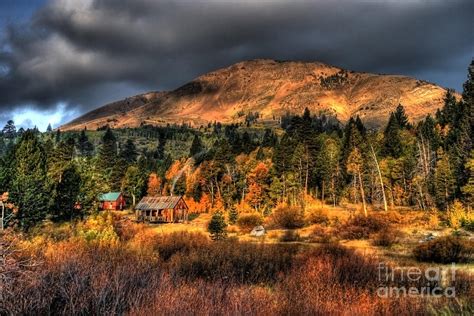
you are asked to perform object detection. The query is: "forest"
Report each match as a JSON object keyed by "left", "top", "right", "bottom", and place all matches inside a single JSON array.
[
  {"left": 0, "top": 62, "right": 473, "bottom": 231},
  {"left": 0, "top": 61, "right": 472, "bottom": 315}
]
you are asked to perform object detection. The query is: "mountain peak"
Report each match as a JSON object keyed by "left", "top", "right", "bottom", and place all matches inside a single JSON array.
[{"left": 61, "top": 60, "right": 455, "bottom": 130}]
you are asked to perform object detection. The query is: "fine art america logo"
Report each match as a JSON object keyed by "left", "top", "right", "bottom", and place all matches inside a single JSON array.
[{"left": 377, "top": 262, "right": 457, "bottom": 298}]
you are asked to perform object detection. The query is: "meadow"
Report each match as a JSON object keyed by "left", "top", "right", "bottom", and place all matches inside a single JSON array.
[{"left": 1, "top": 203, "right": 472, "bottom": 315}]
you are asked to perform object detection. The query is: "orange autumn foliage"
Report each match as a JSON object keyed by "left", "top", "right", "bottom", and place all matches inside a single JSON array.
[{"left": 147, "top": 173, "right": 162, "bottom": 196}]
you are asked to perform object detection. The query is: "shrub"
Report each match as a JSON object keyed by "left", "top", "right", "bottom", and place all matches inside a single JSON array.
[
  {"left": 169, "top": 241, "right": 299, "bottom": 283},
  {"left": 279, "top": 230, "right": 301, "bottom": 242},
  {"left": 236, "top": 213, "right": 264, "bottom": 232},
  {"left": 308, "top": 225, "right": 333, "bottom": 243},
  {"left": 306, "top": 208, "right": 330, "bottom": 226},
  {"left": 208, "top": 212, "right": 228, "bottom": 240},
  {"left": 413, "top": 236, "right": 473, "bottom": 263},
  {"left": 336, "top": 215, "right": 389, "bottom": 240},
  {"left": 424, "top": 211, "right": 441, "bottom": 229},
  {"left": 154, "top": 231, "right": 210, "bottom": 261},
  {"left": 372, "top": 228, "right": 400, "bottom": 247},
  {"left": 447, "top": 200, "right": 466, "bottom": 229},
  {"left": 187, "top": 213, "right": 200, "bottom": 221},
  {"left": 271, "top": 205, "right": 305, "bottom": 229}
]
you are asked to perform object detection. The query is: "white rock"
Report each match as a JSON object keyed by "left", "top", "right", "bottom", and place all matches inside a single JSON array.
[{"left": 250, "top": 225, "right": 265, "bottom": 237}]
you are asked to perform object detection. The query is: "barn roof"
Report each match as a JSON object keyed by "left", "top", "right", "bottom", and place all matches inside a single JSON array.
[
  {"left": 99, "top": 192, "right": 121, "bottom": 201},
  {"left": 135, "top": 196, "right": 184, "bottom": 211}
]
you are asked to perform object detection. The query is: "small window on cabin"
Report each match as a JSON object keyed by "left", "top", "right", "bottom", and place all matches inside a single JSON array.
[{"left": 109, "top": 202, "right": 113, "bottom": 208}]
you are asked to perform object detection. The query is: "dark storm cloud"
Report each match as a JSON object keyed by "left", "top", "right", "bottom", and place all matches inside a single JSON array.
[{"left": 0, "top": 0, "right": 473, "bottom": 117}]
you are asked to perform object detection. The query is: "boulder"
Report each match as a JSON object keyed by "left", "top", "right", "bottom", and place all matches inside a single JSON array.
[{"left": 250, "top": 225, "right": 265, "bottom": 237}]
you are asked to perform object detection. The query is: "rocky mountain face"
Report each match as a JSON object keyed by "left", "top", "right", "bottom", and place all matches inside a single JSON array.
[{"left": 61, "top": 59, "right": 454, "bottom": 130}]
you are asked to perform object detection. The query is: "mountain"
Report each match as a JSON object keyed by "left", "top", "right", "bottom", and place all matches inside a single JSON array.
[{"left": 61, "top": 59, "right": 455, "bottom": 130}]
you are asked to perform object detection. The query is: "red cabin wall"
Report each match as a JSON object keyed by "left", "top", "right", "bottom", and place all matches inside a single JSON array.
[{"left": 100, "top": 194, "right": 126, "bottom": 210}]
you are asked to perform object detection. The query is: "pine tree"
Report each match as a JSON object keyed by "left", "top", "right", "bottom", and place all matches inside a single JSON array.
[
  {"left": 461, "top": 150, "right": 474, "bottom": 208},
  {"left": 46, "top": 123, "right": 53, "bottom": 133},
  {"left": 417, "top": 114, "right": 441, "bottom": 151},
  {"left": 208, "top": 211, "right": 228, "bottom": 240},
  {"left": 273, "top": 133, "right": 295, "bottom": 175},
  {"left": 48, "top": 138, "right": 75, "bottom": 183},
  {"left": 51, "top": 164, "right": 81, "bottom": 221},
  {"left": 241, "top": 131, "right": 253, "bottom": 154},
  {"left": 262, "top": 128, "right": 277, "bottom": 147},
  {"left": 120, "top": 139, "right": 138, "bottom": 164},
  {"left": 10, "top": 131, "right": 49, "bottom": 230},
  {"left": 77, "top": 129, "right": 94, "bottom": 157},
  {"left": 16, "top": 127, "right": 25, "bottom": 138},
  {"left": 438, "top": 90, "right": 458, "bottom": 127},
  {"left": 55, "top": 129, "right": 61, "bottom": 143},
  {"left": 355, "top": 115, "right": 366, "bottom": 136},
  {"left": 97, "top": 128, "right": 121, "bottom": 189},
  {"left": 0, "top": 138, "right": 6, "bottom": 157},
  {"left": 228, "top": 205, "right": 238, "bottom": 224},
  {"left": 0, "top": 144, "right": 15, "bottom": 193},
  {"left": 382, "top": 113, "right": 403, "bottom": 158},
  {"left": 462, "top": 60, "right": 473, "bottom": 140},
  {"left": 189, "top": 134, "right": 204, "bottom": 157},
  {"left": 394, "top": 104, "right": 410, "bottom": 129},
  {"left": 2, "top": 120, "right": 16, "bottom": 139}
]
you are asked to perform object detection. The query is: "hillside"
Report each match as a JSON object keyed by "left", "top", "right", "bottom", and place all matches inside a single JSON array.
[{"left": 61, "top": 59, "right": 454, "bottom": 130}]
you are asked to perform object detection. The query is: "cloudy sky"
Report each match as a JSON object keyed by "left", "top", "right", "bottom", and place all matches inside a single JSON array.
[{"left": 0, "top": 0, "right": 472, "bottom": 130}]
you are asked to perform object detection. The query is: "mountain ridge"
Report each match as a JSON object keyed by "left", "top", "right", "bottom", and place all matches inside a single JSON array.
[{"left": 61, "top": 59, "right": 456, "bottom": 130}]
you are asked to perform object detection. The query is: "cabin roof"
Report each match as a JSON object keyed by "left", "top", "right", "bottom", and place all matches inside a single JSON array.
[
  {"left": 99, "top": 192, "right": 121, "bottom": 201},
  {"left": 136, "top": 196, "right": 185, "bottom": 211}
]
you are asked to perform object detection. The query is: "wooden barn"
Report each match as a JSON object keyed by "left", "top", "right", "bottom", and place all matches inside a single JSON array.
[
  {"left": 135, "top": 196, "right": 188, "bottom": 223},
  {"left": 99, "top": 192, "right": 126, "bottom": 210}
]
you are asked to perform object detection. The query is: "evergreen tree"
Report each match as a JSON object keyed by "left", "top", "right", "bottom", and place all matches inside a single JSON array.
[
  {"left": 2, "top": 120, "right": 16, "bottom": 139},
  {"left": 120, "top": 139, "right": 138, "bottom": 164},
  {"left": 212, "top": 138, "right": 234, "bottom": 174},
  {"left": 51, "top": 164, "right": 81, "bottom": 221},
  {"left": 417, "top": 114, "right": 441, "bottom": 151},
  {"left": 10, "top": 131, "right": 49, "bottom": 230},
  {"left": 0, "top": 144, "right": 15, "bottom": 192},
  {"left": 208, "top": 211, "right": 228, "bottom": 240},
  {"left": 55, "top": 129, "right": 61, "bottom": 143},
  {"left": 262, "top": 128, "right": 277, "bottom": 147},
  {"left": 48, "top": 138, "right": 75, "bottom": 182},
  {"left": 77, "top": 129, "right": 94, "bottom": 157},
  {"left": 155, "top": 135, "right": 166, "bottom": 160},
  {"left": 228, "top": 205, "right": 238, "bottom": 224},
  {"left": 462, "top": 150, "right": 474, "bottom": 208},
  {"left": 0, "top": 138, "right": 6, "bottom": 157},
  {"left": 341, "top": 117, "right": 364, "bottom": 176},
  {"left": 462, "top": 60, "right": 473, "bottom": 140},
  {"left": 273, "top": 133, "right": 295, "bottom": 175},
  {"left": 382, "top": 113, "right": 403, "bottom": 158},
  {"left": 46, "top": 123, "right": 53, "bottom": 133},
  {"left": 437, "top": 90, "right": 458, "bottom": 127},
  {"left": 77, "top": 159, "right": 103, "bottom": 214},
  {"left": 354, "top": 115, "right": 366, "bottom": 136},
  {"left": 97, "top": 128, "right": 122, "bottom": 189},
  {"left": 16, "top": 127, "right": 25, "bottom": 138},
  {"left": 394, "top": 104, "right": 410, "bottom": 129},
  {"left": 189, "top": 134, "right": 204, "bottom": 157},
  {"left": 241, "top": 131, "right": 253, "bottom": 154}
]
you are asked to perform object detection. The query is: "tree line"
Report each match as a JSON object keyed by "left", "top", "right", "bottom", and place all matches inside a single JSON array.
[{"left": 0, "top": 60, "right": 472, "bottom": 231}]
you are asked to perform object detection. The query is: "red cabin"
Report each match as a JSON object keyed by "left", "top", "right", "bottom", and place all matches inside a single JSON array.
[{"left": 99, "top": 192, "right": 126, "bottom": 210}]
